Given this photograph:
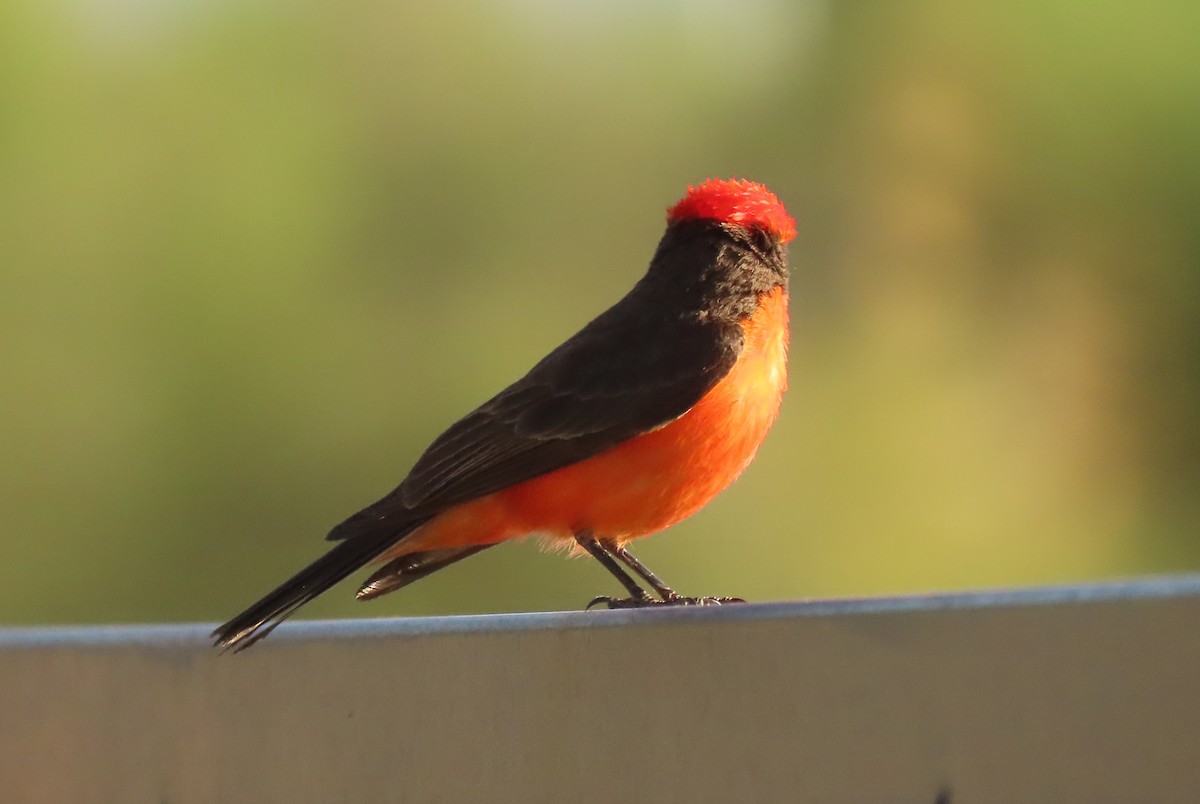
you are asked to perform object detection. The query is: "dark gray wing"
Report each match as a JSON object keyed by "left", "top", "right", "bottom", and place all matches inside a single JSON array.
[{"left": 326, "top": 307, "right": 744, "bottom": 542}]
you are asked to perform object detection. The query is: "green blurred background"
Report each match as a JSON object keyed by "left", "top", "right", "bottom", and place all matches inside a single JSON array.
[{"left": 2, "top": 0, "right": 1197, "bottom": 626}]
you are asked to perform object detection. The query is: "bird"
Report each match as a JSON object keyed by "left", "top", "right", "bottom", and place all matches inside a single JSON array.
[{"left": 213, "top": 177, "right": 795, "bottom": 651}]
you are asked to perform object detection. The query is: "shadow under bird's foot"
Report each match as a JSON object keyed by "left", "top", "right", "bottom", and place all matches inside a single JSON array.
[{"left": 586, "top": 594, "right": 746, "bottom": 610}]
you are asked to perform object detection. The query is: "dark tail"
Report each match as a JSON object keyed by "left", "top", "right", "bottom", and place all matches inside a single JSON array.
[
  {"left": 356, "top": 545, "right": 493, "bottom": 600},
  {"left": 212, "top": 528, "right": 414, "bottom": 652}
]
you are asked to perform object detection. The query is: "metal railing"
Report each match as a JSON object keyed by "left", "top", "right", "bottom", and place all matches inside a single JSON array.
[{"left": 3, "top": 575, "right": 1199, "bottom": 803}]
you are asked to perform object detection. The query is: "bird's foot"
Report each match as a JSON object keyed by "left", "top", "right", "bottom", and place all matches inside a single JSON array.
[
  {"left": 663, "top": 594, "right": 746, "bottom": 606},
  {"left": 586, "top": 593, "right": 652, "bottom": 610},
  {"left": 585, "top": 594, "right": 745, "bottom": 610}
]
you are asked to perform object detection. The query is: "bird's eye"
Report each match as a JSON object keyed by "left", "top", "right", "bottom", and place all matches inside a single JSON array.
[{"left": 749, "top": 227, "right": 776, "bottom": 253}]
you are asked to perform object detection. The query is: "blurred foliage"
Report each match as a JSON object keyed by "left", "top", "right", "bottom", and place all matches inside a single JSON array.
[{"left": 0, "top": 0, "right": 1196, "bottom": 625}]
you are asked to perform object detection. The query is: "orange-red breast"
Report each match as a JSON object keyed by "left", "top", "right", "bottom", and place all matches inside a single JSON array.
[{"left": 214, "top": 178, "right": 795, "bottom": 651}]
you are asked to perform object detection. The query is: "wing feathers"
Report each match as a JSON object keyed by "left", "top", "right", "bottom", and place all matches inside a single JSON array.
[{"left": 326, "top": 314, "right": 743, "bottom": 542}]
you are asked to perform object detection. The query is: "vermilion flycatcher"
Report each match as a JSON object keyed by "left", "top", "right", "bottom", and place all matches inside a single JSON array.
[{"left": 214, "top": 178, "right": 795, "bottom": 650}]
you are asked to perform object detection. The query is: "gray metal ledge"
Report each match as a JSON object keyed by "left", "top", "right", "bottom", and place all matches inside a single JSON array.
[{"left": 3, "top": 575, "right": 1200, "bottom": 802}]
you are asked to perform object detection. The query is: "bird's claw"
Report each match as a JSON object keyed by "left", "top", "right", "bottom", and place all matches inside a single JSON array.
[
  {"left": 662, "top": 595, "right": 746, "bottom": 606},
  {"left": 585, "top": 594, "right": 746, "bottom": 610},
  {"left": 586, "top": 594, "right": 653, "bottom": 610}
]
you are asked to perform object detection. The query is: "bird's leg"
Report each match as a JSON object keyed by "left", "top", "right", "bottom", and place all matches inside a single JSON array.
[
  {"left": 583, "top": 537, "right": 746, "bottom": 609},
  {"left": 575, "top": 532, "right": 654, "bottom": 609},
  {"left": 606, "top": 540, "right": 745, "bottom": 606},
  {"left": 603, "top": 540, "right": 678, "bottom": 600}
]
